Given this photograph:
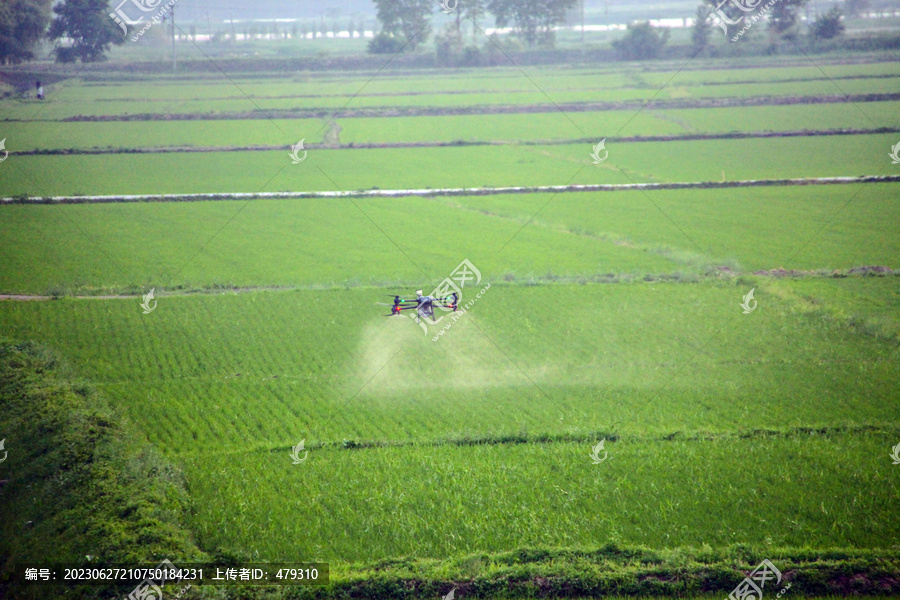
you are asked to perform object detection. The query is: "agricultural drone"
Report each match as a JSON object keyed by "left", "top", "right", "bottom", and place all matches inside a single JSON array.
[{"left": 377, "top": 290, "right": 459, "bottom": 322}]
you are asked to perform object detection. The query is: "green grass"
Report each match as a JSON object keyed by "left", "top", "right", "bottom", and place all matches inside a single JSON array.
[
  {"left": 338, "top": 102, "right": 900, "bottom": 144},
  {"left": 0, "top": 341, "right": 205, "bottom": 598},
  {"left": 444, "top": 184, "right": 900, "bottom": 272},
  {"left": 3, "top": 101, "right": 899, "bottom": 154},
  {"left": 0, "top": 280, "right": 896, "bottom": 447},
  {"left": 0, "top": 279, "right": 897, "bottom": 563},
  {"left": 1, "top": 133, "right": 896, "bottom": 198},
  {"left": 0, "top": 196, "right": 680, "bottom": 294},
  {"left": 3, "top": 61, "right": 899, "bottom": 120},
  {"left": 0, "top": 181, "right": 896, "bottom": 295},
  {"left": 6, "top": 75, "right": 891, "bottom": 119},
  {"left": 2, "top": 55, "right": 899, "bottom": 599},
  {"left": 186, "top": 433, "right": 900, "bottom": 561},
  {"left": 1, "top": 119, "right": 324, "bottom": 152}
]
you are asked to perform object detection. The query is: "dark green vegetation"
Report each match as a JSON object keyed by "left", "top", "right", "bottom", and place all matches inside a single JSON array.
[
  {"left": 309, "top": 546, "right": 900, "bottom": 598},
  {"left": 0, "top": 0, "right": 52, "bottom": 64},
  {"left": 0, "top": 341, "right": 204, "bottom": 598}
]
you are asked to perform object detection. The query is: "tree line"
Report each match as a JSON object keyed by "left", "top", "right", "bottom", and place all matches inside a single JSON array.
[
  {"left": 2, "top": 0, "right": 126, "bottom": 64},
  {"left": 368, "top": 0, "right": 579, "bottom": 54},
  {"left": 0, "top": 0, "right": 871, "bottom": 66},
  {"left": 372, "top": 0, "right": 851, "bottom": 59}
]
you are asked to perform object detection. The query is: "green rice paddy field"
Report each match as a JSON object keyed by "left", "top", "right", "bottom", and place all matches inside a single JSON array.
[{"left": 0, "top": 54, "right": 899, "bottom": 598}]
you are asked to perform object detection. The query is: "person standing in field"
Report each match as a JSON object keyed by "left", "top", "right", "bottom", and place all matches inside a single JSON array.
[{"left": 36, "top": 81, "right": 44, "bottom": 100}]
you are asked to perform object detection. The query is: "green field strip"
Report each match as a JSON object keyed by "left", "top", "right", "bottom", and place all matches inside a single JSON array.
[
  {"left": 4, "top": 90, "right": 899, "bottom": 122},
  {"left": 1, "top": 56, "right": 899, "bottom": 587},
  {"left": 0, "top": 182, "right": 896, "bottom": 295},
  {"left": 0, "top": 282, "right": 895, "bottom": 452},
  {"left": 1, "top": 133, "right": 897, "bottom": 198},
  {"left": 181, "top": 432, "right": 900, "bottom": 561},
  {"left": 0, "top": 193, "right": 683, "bottom": 294},
  {"left": 9, "top": 128, "right": 900, "bottom": 156},
  {"left": 442, "top": 183, "right": 900, "bottom": 273},
  {"left": 57, "top": 70, "right": 899, "bottom": 106},
  {"left": 3, "top": 101, "right": 900, "bottom": 152}
]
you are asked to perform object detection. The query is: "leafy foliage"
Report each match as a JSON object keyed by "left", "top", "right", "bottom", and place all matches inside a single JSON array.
[
  {"left": 811, "top": 6, "right": 845, "bottom": 40},
  {"left": 367, "top": 31, "right": 406, "bottom": 54},
  {"left": 691, "top": 4, "right": 713, "bottom": 54},
  {"left": 486, "top": 0, "right": 577, "bottom": 47},
  {"left": 304, "top": 545, "right": 900, "bottom": 598},
  {"left": 0, "top": 341, "right": 204, "bottom": 597},
  {"left": 0, "top": 0, "right": 52, "bottom": 64},
  {"left": 768, "top": 0, "right": 809, "bottom": 39},
  {"left": 48, "top": 0, "right": 124, "bottom": 62},
  {"left": 462, "top": 0, "right": 487, "bottom": 45},
  {"left": 371, "top": 0, "right": 433, "bottom": 52},
  {"left": 612, "top": 21, "right": 671, "bottom": 60},
  {"left": 435, "top": 24, "right": 464, "bottom": 66}
]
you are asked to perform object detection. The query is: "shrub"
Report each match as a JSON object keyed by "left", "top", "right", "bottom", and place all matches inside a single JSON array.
[
  {"left": 810, "top": 7, "right": 845, "bottom": 40},
  {"left": 367, "top": 32, "right": 406, "bottom": 54},
  {"left": 613, "top": 22, "right": 671, "bottom": 60}
]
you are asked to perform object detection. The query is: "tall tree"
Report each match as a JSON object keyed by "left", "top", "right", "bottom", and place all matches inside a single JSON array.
[
  {"left": 435, "top": 23, "right": 463, "bottom": 65},
  {"left": 372, "top": 0, "right": 434, "bottom": 51},
  {"left": 48, "top": 0, "right": 123, "bottom": 62},
  {"left": 768, "top": 0, "right": 808, "bottom": 38},
  {"left": 810, "top": 6, "right": 845, "bottom": 39},
  {"left": 612, "top": 21, "right": 670, "bottom": 60},
  {"left": 0, "top": 0, "right": 52, "bottom": 64},
  {"left": 691, "top": 4, "right": 713, "bottom": 53},
  {"left": 486, "top": 0, "right": 577, "bottom": 47},
  {"left": 461, "top": 0, "right": 486, "bottom": 45}
]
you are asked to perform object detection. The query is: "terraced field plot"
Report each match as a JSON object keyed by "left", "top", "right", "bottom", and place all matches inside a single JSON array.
[{"left": 0, "top": 53, "right": 898, "bottom": 598}]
